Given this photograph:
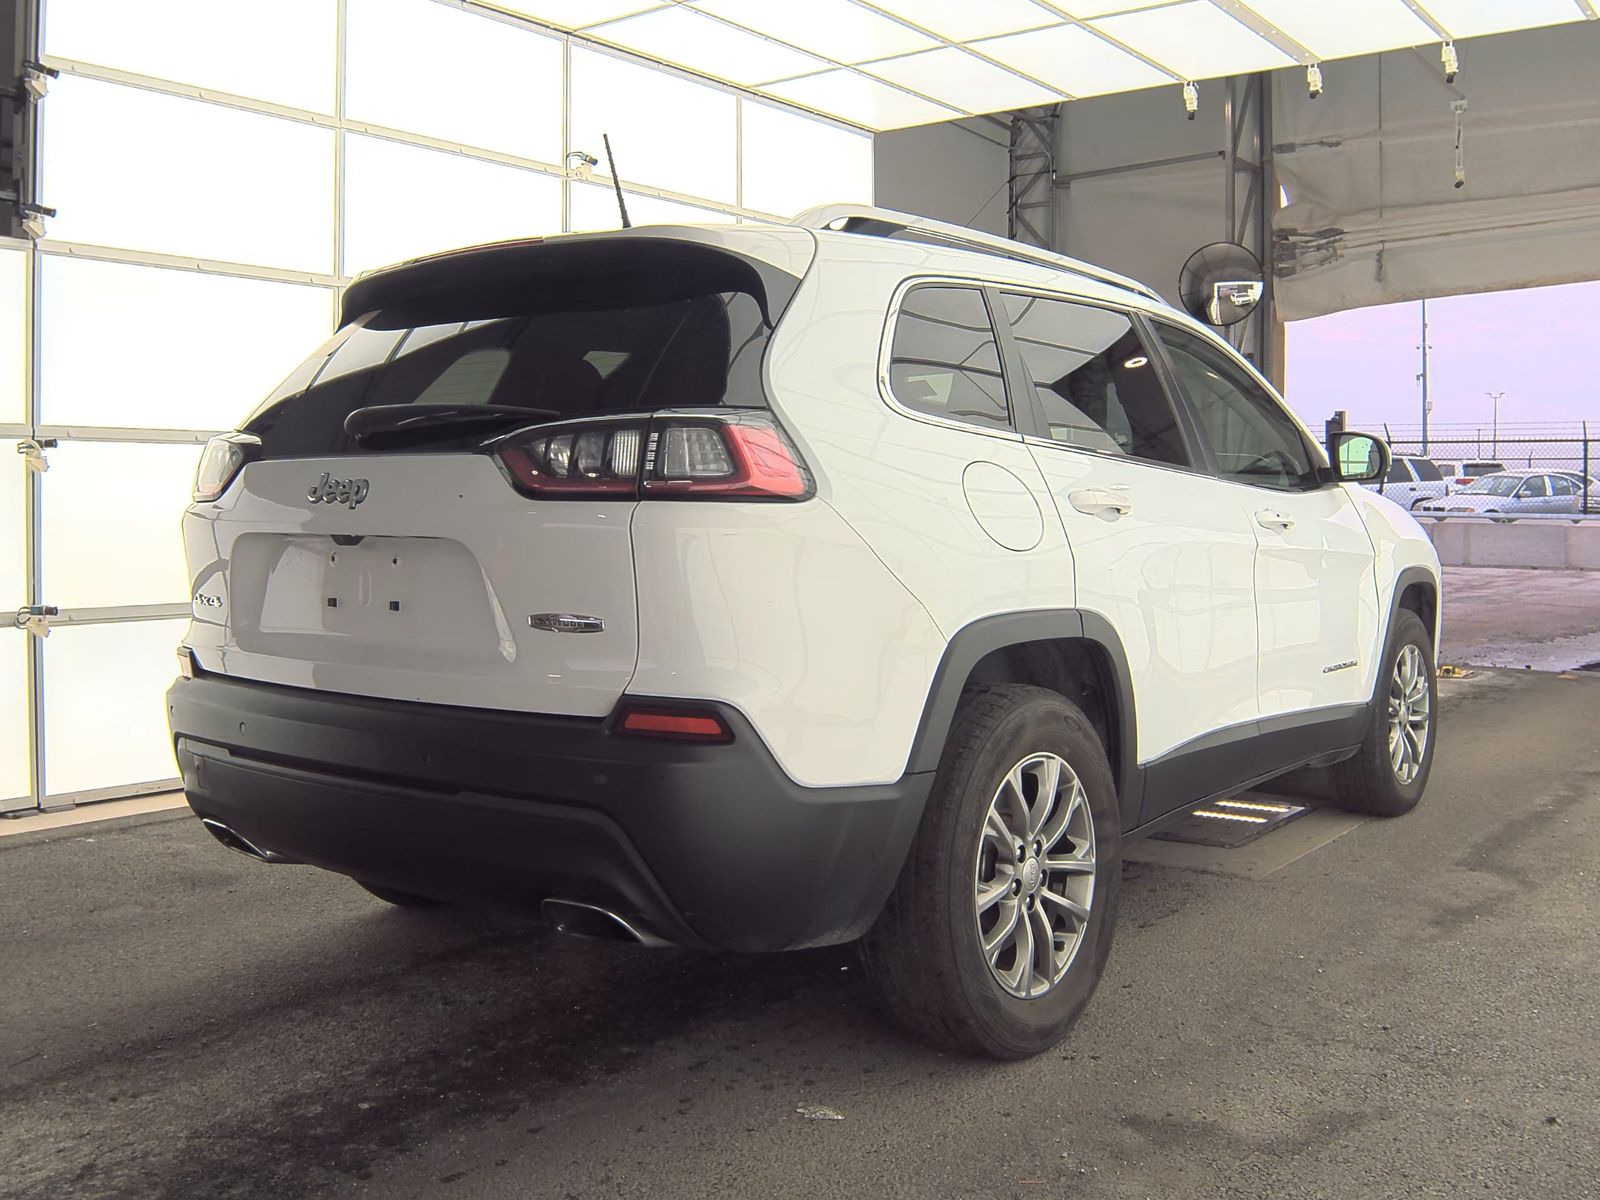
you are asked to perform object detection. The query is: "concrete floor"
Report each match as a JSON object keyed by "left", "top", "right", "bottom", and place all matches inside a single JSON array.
[
  {"left": 1440, "top": 566, "right": 1600, "bottom": 672},
  {"left": 2, "top": 667, "right": 1597, "bottom": 1200}
]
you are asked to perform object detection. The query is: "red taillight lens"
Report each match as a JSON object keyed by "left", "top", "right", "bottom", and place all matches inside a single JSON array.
[
  {"left": 491, "top": 413, "right": 812, "bottom": 502},
  {"left": 642, "top": 417, "right": 812, "bottom": 499},
  {"left": 616, "top": 706, "right": 732, "bottom": 742}
]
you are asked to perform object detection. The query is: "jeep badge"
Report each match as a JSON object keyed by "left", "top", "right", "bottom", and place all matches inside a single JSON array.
[{"left": 307, "top": 472, "right": 370, "bottom": 509}]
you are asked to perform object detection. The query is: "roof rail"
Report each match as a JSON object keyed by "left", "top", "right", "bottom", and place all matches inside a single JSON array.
[{"left": 791, "top": 203, "right": 1165, "bottom": 305}]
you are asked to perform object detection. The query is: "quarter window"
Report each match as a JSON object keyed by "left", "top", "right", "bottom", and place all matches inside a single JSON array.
[
  {"left": 887, "top": 286, "right": 1010, "bottom": 431},
  {"left": 1000, "top": 294, "right": 1189, "bottom": 467},
  {"left": 1153, "top": 323, "right": 1321, "bottom": 491}
]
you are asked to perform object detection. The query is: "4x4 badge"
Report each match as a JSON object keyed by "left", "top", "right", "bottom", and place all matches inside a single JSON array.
[{"left": 307, "top": 472, "right": 370, "bottom": 509}]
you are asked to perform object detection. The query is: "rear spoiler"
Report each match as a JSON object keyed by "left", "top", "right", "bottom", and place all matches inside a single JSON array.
[{"left": 339, "top": 234, "right": 809, "bottom": 330}]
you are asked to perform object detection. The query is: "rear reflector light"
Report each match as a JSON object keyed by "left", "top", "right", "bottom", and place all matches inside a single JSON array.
[
  {"left": 616, "top": 706, "right": 732, "bottom": 742},
  {"left": 193, "top": 432, "right": 260, "bottom": 503},
  {"left": 176, "top": 647, "right": 196, "bottom": 679},
  {"left": 489, "top": 413, "right": 812, "bottom": 501}
]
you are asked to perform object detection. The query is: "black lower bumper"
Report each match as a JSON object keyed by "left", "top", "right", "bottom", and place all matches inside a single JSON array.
[{"left": 167, "top": 673, "right": 932, "bottom": 952}]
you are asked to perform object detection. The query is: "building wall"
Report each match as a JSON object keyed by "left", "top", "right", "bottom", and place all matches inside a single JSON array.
[{"left": 872, "top": 118, "right": 1009, "bottom": 236}]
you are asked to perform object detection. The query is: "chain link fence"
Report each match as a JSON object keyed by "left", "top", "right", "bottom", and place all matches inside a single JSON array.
[{"left": 1360, "top": 421, "right": 1597, "bottom": 516}]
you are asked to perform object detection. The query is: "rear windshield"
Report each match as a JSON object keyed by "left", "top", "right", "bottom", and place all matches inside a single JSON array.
[
  {"left": 1411, "top": 459, "right": 1443, "bottom": 481},
  {"left": 245, "top": 292, "right": 771, "bottom": 458}
]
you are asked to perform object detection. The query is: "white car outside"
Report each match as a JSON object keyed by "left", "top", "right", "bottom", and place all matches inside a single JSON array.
[
  {"left": 1365, "top": 454, "right": 1450, "bottom": 510},
  {"left": 168, "top": 205, "right": 1442, "bottom": 1059}
]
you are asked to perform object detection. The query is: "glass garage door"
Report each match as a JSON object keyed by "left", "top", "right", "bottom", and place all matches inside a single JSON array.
[{"left": 4, "top": 0, "right": 871, "bottom": 814}]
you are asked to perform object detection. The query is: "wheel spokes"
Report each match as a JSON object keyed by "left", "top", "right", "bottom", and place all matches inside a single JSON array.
[
  {"left": 1043, "top": 853, "right": 1095, "bottom": 875},
  {"left": 1037, "top": 777, "right": 1084, "bottom": 854},
  {"left": 973, "top": 751, "right": 1098, "bottom": 1001},
  {"left": 975, "top": 867, "right": 1015, "bottom": 914},
  {"left": 1039, "top": 889, "right": 1090, "bottom": 925},
  {"left": 983, "top": 897, "right": 1022, "bottom": 957}
]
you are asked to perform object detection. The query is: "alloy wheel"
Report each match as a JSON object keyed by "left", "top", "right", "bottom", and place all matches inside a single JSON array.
[
  {"left": 973, "top": 752, "right": 1096, "bottom": 999},
  {"left": 1388, "top": 643, "right": 1431, "bottom": 785}
]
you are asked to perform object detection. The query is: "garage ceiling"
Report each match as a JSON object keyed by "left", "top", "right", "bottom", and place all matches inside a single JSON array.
[{"left": 486, "top": 0, "right": 1600, "bottom": 130}]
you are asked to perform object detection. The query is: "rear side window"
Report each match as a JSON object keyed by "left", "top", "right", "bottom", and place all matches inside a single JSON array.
[
  {"left": 1411, "top": 458, "right": 1443, "bottom": 482},
  {"left": 887, "top": 286, "right": 1010, "bottom": 431},
  {"left": 1000, "top": 293, "right": 1189, "bottom": 467},
  {"left": 1550, "top": 475, "right": 1578, "bottom": 496}
]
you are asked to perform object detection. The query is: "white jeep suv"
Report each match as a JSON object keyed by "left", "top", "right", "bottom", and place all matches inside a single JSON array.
[{"left": 169, "top": 205, "right": 1440, "bottom": 1059}]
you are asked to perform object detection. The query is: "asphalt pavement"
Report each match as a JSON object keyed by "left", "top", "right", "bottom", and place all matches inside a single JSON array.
[
  {"left": 1439, "top": 566, "right": 1600, "bottom": 672},
  {"left": 2, "top": 668, "right": 1597, "bottom": 1200}
]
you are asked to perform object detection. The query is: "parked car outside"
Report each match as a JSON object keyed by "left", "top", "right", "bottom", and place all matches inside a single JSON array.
[
  {"left": 167, "top": 205, "right": 1441, "bottom": 1059},
  {"left": 1365, "top": 454, "right": 1449, "bottom": 510},
  {"left": 1417, "top": 470, "right": 1580, "bottom": 516},
  {"left": 1454, "top": 460, "right": 1505, "bottom": 485}
]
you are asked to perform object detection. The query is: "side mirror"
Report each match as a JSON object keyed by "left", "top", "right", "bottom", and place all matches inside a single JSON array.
[{"left": 1331, "top": 432, "right": 1389, "bottom": 484}]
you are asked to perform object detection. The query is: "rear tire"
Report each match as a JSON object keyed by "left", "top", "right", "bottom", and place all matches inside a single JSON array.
[
  {"left": 1329, "top": 609, "right": 1436, "bottom": 817},
  {"left": 356, "top": 880, "right": 445, "bottom": 908},
  {"left": 862, "top": 684, "right": 1120, "bottom": 1059}
]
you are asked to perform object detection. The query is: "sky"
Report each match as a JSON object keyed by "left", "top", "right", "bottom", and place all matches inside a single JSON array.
[{"left": 1282, "top": 279, "right": 1600, "bottom": 437}]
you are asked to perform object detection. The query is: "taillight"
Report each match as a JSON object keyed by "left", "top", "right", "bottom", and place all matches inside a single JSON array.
[
  {"left": 615, "top": 704, "right": 733, "bottom": 743},
  {"left": 490, "top": 412, "right": 812, "bottom": 502},
  {"left": 498, "top": 419, "right": 644, "bottom": 497},
  {"left": 192, "top": 432, "right": 260, "bottom": 503}
]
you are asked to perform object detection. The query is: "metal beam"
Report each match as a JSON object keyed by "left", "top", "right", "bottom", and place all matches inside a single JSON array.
[
  {"left": 1058, "top": 150, "right": 1228, "bottom": 185},
  {"left": 1008, "top": 104, "right": 1058, "bottom": 251}
]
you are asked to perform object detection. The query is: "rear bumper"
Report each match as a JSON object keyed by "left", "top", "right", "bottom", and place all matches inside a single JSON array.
[{"left": 167, "top": 673, "right": 932, "bottom": 952}]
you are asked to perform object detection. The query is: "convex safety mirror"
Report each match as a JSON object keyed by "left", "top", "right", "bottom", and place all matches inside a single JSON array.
[{"left": 1179, "top": 242, "right": 1264, "bottom": 327}]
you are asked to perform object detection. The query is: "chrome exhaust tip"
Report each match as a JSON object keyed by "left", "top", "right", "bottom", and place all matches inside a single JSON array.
[
  {"left": 541, "top": 899, "right": 667, "bottom": 946},
  {"left": 200, "top": 818, "right": 291, "bottom": 864}
]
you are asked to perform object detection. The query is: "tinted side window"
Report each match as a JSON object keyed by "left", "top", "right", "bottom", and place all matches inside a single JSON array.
[
  {"left": 1386, "top": 459, "right": 1412, "bottom": 484},
  {"left": 1000, "top": 294, "right": 1189, "bottom": 466},
  {"left": 1519, "top": 476, "right": 1548, "bottom": 498},
  {"left": 1412, "top": 458, "right": 1443, "bottom": 482},
  {"left": 1153, "top": 323, "right": 1321, "bottom": 491},
  {"left": 887, "top": 286, "right": 1010, "bottom": 431},
  {"left": 1550, "top": 475, "right": 1578, "bottom": 496}
]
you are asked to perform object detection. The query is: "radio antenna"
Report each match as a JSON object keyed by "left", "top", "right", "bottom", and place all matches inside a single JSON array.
[{"left": 602, "top": 133, "right": 631, "bottom": 229}]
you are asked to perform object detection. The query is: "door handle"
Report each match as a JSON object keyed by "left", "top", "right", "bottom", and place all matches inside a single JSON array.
[
  {"left": 1068, "top": 488, "right": 1132, "bottom": 518},
  {"left": 1255, "top": 509, "right": 1295, "bottom": 531}
]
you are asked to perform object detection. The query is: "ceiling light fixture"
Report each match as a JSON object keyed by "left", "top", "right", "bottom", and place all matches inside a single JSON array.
[
  {"left": 1306, "top": 62, "right": 1323, "bottom": 99},
  {"left": 1182, "top": 80, "right": 1198, "bottom": 121},
  {"left": 1441, "top": 41, "right": 1459, "bottom": 84},
  {"left": 1122, "top": 355, "right": 1150, "bottom": 369}
]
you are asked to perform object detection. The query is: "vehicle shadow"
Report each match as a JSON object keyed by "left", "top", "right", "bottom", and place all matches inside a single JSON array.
[{"left": 5, "top": 854, "right": 1175, "bottom": 1200}]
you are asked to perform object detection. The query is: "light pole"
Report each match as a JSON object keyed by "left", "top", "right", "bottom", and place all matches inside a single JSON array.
[
  {"left": 1417, "top": 300, "right": 1432, "bottom": 453},
  {"left": 1485, "top": 391, "right": 1505, "bottom": 458}
]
